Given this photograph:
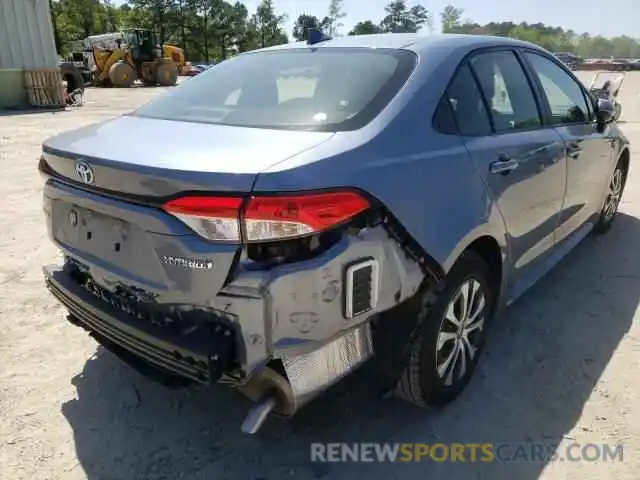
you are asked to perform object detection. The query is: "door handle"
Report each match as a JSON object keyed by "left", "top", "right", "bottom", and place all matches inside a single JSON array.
[
  {"left": 490, "top": 156, "right": 519, "bottom": 175},
  {"left": 566, "top": 143, "right": 582, "bottom": 158}
]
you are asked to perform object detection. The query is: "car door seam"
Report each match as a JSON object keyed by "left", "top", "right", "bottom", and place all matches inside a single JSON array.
[{"left": 458, "top": 135, "right": 512, "bottom": 264}]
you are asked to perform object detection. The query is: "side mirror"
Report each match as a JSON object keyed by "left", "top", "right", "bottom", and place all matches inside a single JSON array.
[{"left": 596, "top": 98, "right": 616, "bottom": 124}]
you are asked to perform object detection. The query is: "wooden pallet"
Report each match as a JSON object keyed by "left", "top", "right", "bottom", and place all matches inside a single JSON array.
[{"left": 23, "top": 68, "right": 65, "bottom": 108}]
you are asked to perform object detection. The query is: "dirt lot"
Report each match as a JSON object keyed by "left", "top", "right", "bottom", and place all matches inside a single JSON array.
[{"left": 1, "top": 74, "right": 639, "bottom": 480}]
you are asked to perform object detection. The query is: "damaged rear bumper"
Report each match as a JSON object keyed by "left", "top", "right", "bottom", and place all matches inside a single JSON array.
[
  {"left": 44, "top": 264, "right": 237, "bottom": 384},
  {"left": 220, "top": 226, "right": 429, "bottom": 373},
  {"left": 44, "top": 223, "right": 439, "bottom": 431}
]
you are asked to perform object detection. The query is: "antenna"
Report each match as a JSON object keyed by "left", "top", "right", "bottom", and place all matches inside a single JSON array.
[{"left": 307, "top": 28, "right": 332, "bottom": 45}]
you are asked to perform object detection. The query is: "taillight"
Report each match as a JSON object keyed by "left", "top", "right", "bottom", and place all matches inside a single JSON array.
[
  {"left": 162, "top": 196, "right": 242, "bottom": 242},
  {"left": 162, "top": 191, "right": 370, "bottom": 243}
]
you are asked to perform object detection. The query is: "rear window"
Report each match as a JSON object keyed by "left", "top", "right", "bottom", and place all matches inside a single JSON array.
[{"left": 132, "top": 48, "right": 417, "bottom": 132}]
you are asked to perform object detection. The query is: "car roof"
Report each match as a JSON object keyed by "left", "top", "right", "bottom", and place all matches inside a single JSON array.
[{"left": 256, "top": 33, "right": 544, "bottom": 55}]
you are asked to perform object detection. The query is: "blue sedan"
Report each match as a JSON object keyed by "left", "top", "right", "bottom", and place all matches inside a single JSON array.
[{"left": 40, "top": 32, "right": 628, "bottom": 433}]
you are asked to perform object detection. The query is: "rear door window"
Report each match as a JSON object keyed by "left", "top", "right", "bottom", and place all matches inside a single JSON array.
[
  {"left": 443, "top": 63, "right": 492, "bottom": 136},
  {"left": 470, "top": 51, "right": 542, "bottom": 133},
  {"left": 433, "top": 96, "right": 459, "bottom": 134}
]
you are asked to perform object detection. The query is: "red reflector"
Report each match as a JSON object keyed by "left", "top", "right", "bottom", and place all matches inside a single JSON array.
[
  {"left": 245, "top": 191, "right": 370, "bottom": 232},
  {"left": 162, "top": 196, "right": 242, "bottom": 218}
]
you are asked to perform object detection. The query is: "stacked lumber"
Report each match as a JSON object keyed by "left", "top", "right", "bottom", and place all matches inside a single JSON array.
[{"left": 23, "top": 69, "right": 65, "bottom": 108}]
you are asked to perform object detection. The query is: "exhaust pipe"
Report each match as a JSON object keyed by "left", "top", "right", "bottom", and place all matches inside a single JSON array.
[
  {"left": 241, "top": 393, "right": 278, "bottom": 434},
  {"left": 238, "top": 324, "right": 374, "bottom": 434},
  {"left": 237, "top": 366, "right": 298, "bottom": 434}
]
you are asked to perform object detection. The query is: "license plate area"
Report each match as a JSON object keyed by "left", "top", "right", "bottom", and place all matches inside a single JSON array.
[
  {"left": 50, "top": 200, "right": 160, "bottom": 280},
  {"left": 53, "top": 201, "right": 131, "bottom": 254}
]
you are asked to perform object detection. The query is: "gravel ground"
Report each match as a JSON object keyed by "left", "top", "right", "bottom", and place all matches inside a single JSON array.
[{"left": 1, "top": 73, "right": 639, "bottom": 480}]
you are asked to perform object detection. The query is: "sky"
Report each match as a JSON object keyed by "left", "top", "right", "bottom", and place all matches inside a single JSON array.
[{"left": 113, "top": 0, "right": 639, "bottom": 39}]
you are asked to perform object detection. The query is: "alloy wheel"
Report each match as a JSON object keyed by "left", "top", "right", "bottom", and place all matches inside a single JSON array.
[
  {"left": 604, "top": 168, "right": 623, "bottom": 222},
  {"left": 435, "top": 278, "right": 486, "bottom": 387}
]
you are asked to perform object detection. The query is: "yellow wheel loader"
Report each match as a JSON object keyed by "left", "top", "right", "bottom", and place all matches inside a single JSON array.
[{"left": 92, "top": 29, "right": 183, "bottom": 87}]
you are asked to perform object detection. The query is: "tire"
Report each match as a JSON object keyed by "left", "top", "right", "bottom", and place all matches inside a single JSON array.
[
  {"left": 395, "top": 251, "right": 495, "bottom": 407},
  {"left": 59, "top": 62, "right": 85, "bottom": 94},
  {"left": 108, "top": 61, "right": 136, "bottom": 88},
  {"left": 156, "top": 61, "right": 178, "bottom": 86},
  {"left": 81, "top": 71, "right": 93, "bottom": 86},
  {"left": 594, "top": 156, "right": 627, "bottom": 233},
  {"left": 141, "top": 75, "right": 156, "bottom": 86}
]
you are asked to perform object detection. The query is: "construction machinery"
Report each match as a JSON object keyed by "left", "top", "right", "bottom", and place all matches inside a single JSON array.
[{"left": 72, "top": 29, "right": 187, "bottom": 87}]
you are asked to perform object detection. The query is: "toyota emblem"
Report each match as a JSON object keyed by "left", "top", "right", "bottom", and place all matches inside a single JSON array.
[{"left": 75, "top": 161, "right": 94, "bottom": 184}]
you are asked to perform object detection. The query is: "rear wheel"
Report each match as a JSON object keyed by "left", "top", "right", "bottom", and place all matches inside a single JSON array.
[
  {"left": 395, "top": 252, "right": 495, "bottom": 407},
  {"left": 156, "top": 61, "right": 178, "bottom": 86},
  {"left": 108, "top": 62, "right": 136, "bottom": 88}
]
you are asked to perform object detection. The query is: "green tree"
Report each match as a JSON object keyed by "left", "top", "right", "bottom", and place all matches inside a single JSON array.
[
  {"left": 589, "top": 36, "right": 616, "bottom": 57},
  {"left": 49, "top": 0, "right": 63, "bottom": 54},
  {"left": 100, "top": 0, "right": 120, "bottom": 32},
  {"left": 440, "top": 5, "right": 463, "bottom": 33},
  {"left": 448, "top": 20, "right": 640, "bottom": 58},
  {"left": 51, "top": 0, "right": 113, "bottom": 54},
  {"left": 250, "top": 0, "right": 288, "bottom": 49},
  {"left": 75, "top": 0, "right": 101, "bottom": 37},
  {"left": 209, "top": 0, "right": 233, "bottom": 58},
  {"left": 175, "top": 0, "right": 188, "bottom": 53},
  {"left": 380, "top": 1, "right": 428, "bottom": 33},
  {"left": 326, "top": 0, "right": 346, "bottom": 36},
  {"left": 118, "top": 3, "right": 152, "bottom": 29},
  {"left": 610, "top": 35, "right": 640, "bottom": 58},
  {"left": 51, "top": 1, "right": 640, "bottom": 68},
  {"left": 128, "top": 0, "right": 179, "bottom": 43},
  {"left": 210, "top": 1, "right": 249, "bottom": 58},
  {"left": 184, "top": 0, "right": 212, "bottom": 61},
  {"left": 55, "top": 0, "right": 100, "bottom": 38},
  {"left": 509, "top": 24, "right": 542, "bottom": 45},
  {"left": 348, "top": 20, "right": 382, "bottom": 36}
]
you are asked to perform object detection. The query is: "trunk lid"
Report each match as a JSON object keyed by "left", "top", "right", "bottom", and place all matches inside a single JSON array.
[{"left": 42, "top": 115, "right": 334, "bottom": 196}]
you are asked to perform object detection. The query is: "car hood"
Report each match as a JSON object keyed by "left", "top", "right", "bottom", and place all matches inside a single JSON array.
[{"left": 44, "top": 114, "right": 335, "bottom": 175}]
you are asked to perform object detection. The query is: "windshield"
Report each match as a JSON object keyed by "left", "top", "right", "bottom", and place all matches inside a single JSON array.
[{"left": 132, "top": 48, "right": 417, "bottom": 132}]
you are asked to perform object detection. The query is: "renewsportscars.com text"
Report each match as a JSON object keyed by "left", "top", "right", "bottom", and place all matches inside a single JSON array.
[{"left": 310, "top": 442, "right": 624, "bottom": 463}]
